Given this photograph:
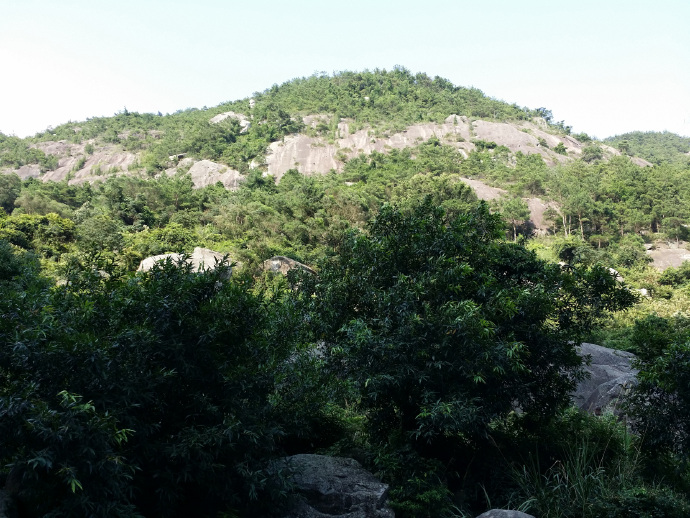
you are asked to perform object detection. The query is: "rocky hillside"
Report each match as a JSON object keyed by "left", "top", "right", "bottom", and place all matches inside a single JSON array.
[
  {"left": 3, "top": 112, "right": 650, "bottom": 189},
  {"left": 2, "top": 111, "right": 653, "bottom": 238},
  {"left": 1, "top": 69, "right": 685, "bottom": 256},
  {"left": 1, "top": 68, "right": 655, "bottom": 192}
]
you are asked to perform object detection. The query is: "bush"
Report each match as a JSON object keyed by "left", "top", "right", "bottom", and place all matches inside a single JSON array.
[
  {"left": 297, "top": 200, "right": 635, "bottom": 502},
  {"left": 553, "top": 236, "right": 595, "bottom": 265},
  {"left": 510, "top": 409, "right": 654, "bottom": 518},
  {"left": 628, "top": 339, "right": 690, "bottom": 461},
  {"left": 582, "top": 145, "right": 604, "bottom": 163},
  {"left": 591, "top": 487, "right": 690, "bottom": 517},
  {"left": 0, "top": 253, "right": 294, "bottom": 516}
]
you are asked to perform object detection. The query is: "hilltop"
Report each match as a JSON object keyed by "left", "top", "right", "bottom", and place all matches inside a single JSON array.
[{"left": 1, "top": 68, "right": 651, "bottom": 188}]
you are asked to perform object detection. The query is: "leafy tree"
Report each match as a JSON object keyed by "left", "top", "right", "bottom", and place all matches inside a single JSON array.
[
  {"left": 582, "top": 145, "right": 604, "bottom": 163},
  {"left": 497, "top": 195, "right": 530, "bottom": 241},
  {"left": 0, "top": 250, "right": 293, "bottom": 517},
  {"left": 298, "top": 201, "right": 635, "bottom": 489},
  {"left": 554, "top": 142, "right": 567, "bottom": 155},
  {"left": 0, "top": 173, "right": 21, "bottom": 213}
]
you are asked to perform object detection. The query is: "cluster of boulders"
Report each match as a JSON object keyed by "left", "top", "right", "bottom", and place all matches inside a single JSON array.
[
  {"left": 137, "top": 250, "right": 315, "bottom": 278},
  {"left": 262, "top": 255, "right": 315, "bottom": 275}
]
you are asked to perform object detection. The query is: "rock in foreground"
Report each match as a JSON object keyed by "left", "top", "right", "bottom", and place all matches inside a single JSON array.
[
  {"left": 277, "top": 454, "right": 394, "bottom": 518},
  {"left": 574, "top": 342, "right": 638, "bottom": 414}
]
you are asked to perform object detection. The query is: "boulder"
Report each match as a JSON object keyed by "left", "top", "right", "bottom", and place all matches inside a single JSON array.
[
  {"left": 476, "top": 511, "right": 535, "bottom": 518},
  {"left": 137, "top": 252, "right": 184, "bottom": 272},
  {"left": 263, "top": 256, "right": 315, "bottom": 276},
  {"left": 277, "top": 454, "right": 394, "bottom": 518},
  {"left": 574, "top": 343, "right": 638, "bottom": 414},
  {"left": 137, "top": 247, "right": 231, "bottom": 277}
]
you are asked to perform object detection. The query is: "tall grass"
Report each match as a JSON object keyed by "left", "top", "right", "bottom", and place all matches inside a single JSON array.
[{"left": 510, "top": 411, "right": 641, "bottom": 518}]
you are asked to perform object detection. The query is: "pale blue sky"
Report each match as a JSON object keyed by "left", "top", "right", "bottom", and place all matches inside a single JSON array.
[{"left": 1, "top": 0, "right": 688, "bottom": 138}]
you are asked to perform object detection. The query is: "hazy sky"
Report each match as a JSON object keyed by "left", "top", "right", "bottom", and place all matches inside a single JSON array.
[{"left": 1, "top": 0, "right": 688, "bottom": 139}]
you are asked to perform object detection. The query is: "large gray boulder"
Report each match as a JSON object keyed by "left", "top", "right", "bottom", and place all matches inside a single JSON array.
[
  {"left": 278, "top": 454, "right": 394, "bottom": 518},
  {"left": 476, "top": 511, "right": 535, "bottom": 518},
  {"left": 574, "top": 342, "right": 638, "bottom": 414},
  {"left": 137, "top": 247, "right": 230, "bottom": 277}
]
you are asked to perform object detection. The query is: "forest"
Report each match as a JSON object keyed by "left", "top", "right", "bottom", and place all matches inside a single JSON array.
[{"left": 2, "top": 68, "right": 690, "bottom": 517}]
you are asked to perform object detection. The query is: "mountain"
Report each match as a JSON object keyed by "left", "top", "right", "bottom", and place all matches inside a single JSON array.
[
  {"left": 1, "top": 68, "right": 689, "bottom": 273},
  {"left": 1, "top": 68, "right": 651, "bottom": 188}
]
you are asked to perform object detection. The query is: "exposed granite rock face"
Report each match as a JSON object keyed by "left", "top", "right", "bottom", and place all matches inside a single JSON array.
[
  {"left": 574, "top": 342, "right": 638, "bottom": 414},
  {"left": 476, "top": 511, "right": 536, "bottom": 518},
  {"left": 263, "top": 256, "right": 315, "bottom": 276},
  {"left": 164, "top": 158, "right": 244, "bottom": 190},
  {"left": 277, "top": 454, "right": 394, "bottom": 518},
  {"left": 136, "top": 247, "right": 231, "bottom": 277}
]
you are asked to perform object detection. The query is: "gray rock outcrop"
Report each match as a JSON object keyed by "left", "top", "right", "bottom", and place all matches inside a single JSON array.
[
  {"left": 164, "top": 158, "right": 244, "bottom": 190},
  {"left": 137, "top": 247, "right": 231, "bottom": 277},
  {"left": 574, "top": 342, "right": 638, "bottom": 414},
  {"left": 278, "top": 454, "right": 394, "bottom": 518},
  {"left": 263, "top": 256, "right": 315, "bottom": 276},
  {"left": 476, "top": 511, "right": 535, "bottom": 518}
]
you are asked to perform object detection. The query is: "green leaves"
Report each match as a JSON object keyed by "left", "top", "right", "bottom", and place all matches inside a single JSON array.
[
  {"left": 302, "top": 200, "right": 634, "bottom": 459},
  {"left": 0, "top": 247, "right": 293, "bottom": 516}
]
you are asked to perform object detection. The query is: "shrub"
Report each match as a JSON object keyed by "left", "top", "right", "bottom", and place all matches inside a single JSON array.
[
  {"left": 582, "top": 145, "right": 604, "bottom": 163},
  {"left": 297, "top": 200, "right": 635, "bottom": 502},
  {"left": 0, "top": 252, "right": 293, "bottom": 516}
]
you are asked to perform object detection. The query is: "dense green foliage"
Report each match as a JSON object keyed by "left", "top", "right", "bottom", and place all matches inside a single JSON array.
[
  {"left": 0, "top": 134, "right": 58, "bottom": 171},
  {"left": 0, "top": 249, "right": 302, "bottom": 516},
  {"left": 605, "top": 131, "right": 690, "bottom": 166},
  {"left": 293, "top": 201, "right": 636, "bottom": 514},
  {"left": 0, "top": 140, "right": 483, "bottom": 273},
  {"left": 2, "top": 69, "right": 690, "bottom": 517},
  {"left": 250, "top": 67, "right": 546, "bottom": 130}
]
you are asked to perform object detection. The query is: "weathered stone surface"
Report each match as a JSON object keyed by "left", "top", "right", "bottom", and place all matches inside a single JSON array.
[
  {"left": 263, "top": 256, "right": 315, "bottom": 276},
  {"left": 137, "top": 252, "right": 183, "bottom": 272},
  {"left": 164, "top": 158, "right": 244, "bottom": 190},
  {"left": 574, "top": 343, "right": 638, "bottom": 414},
  {"left": 137, "top": 247, "right": 231, "bottom": 277},
  {"left": 209, "top": 110, "right": 251, "bottom": 132},
  {"left": 278, "top": 454, "right": 394, "bottom": 518},
  {"left": 476, "top": 511, "right": 535, "bottom": 518}
]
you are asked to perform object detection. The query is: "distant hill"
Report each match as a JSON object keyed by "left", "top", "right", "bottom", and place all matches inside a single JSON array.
[{"left": 604, "top": 131, "right": 690, "bottom": 166}]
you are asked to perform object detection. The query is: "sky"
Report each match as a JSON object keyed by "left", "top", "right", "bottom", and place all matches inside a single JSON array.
[{"left": 1, "top": 0, "right": 688, "bottom": 139}]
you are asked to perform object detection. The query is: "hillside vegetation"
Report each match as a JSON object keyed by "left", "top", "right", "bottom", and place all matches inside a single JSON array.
[
  {"left": 605, "top": 131, "right": 690, "bottom": 166},
  {"left": 2, "top": 69, "right": 690, "bottom": 517}
]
